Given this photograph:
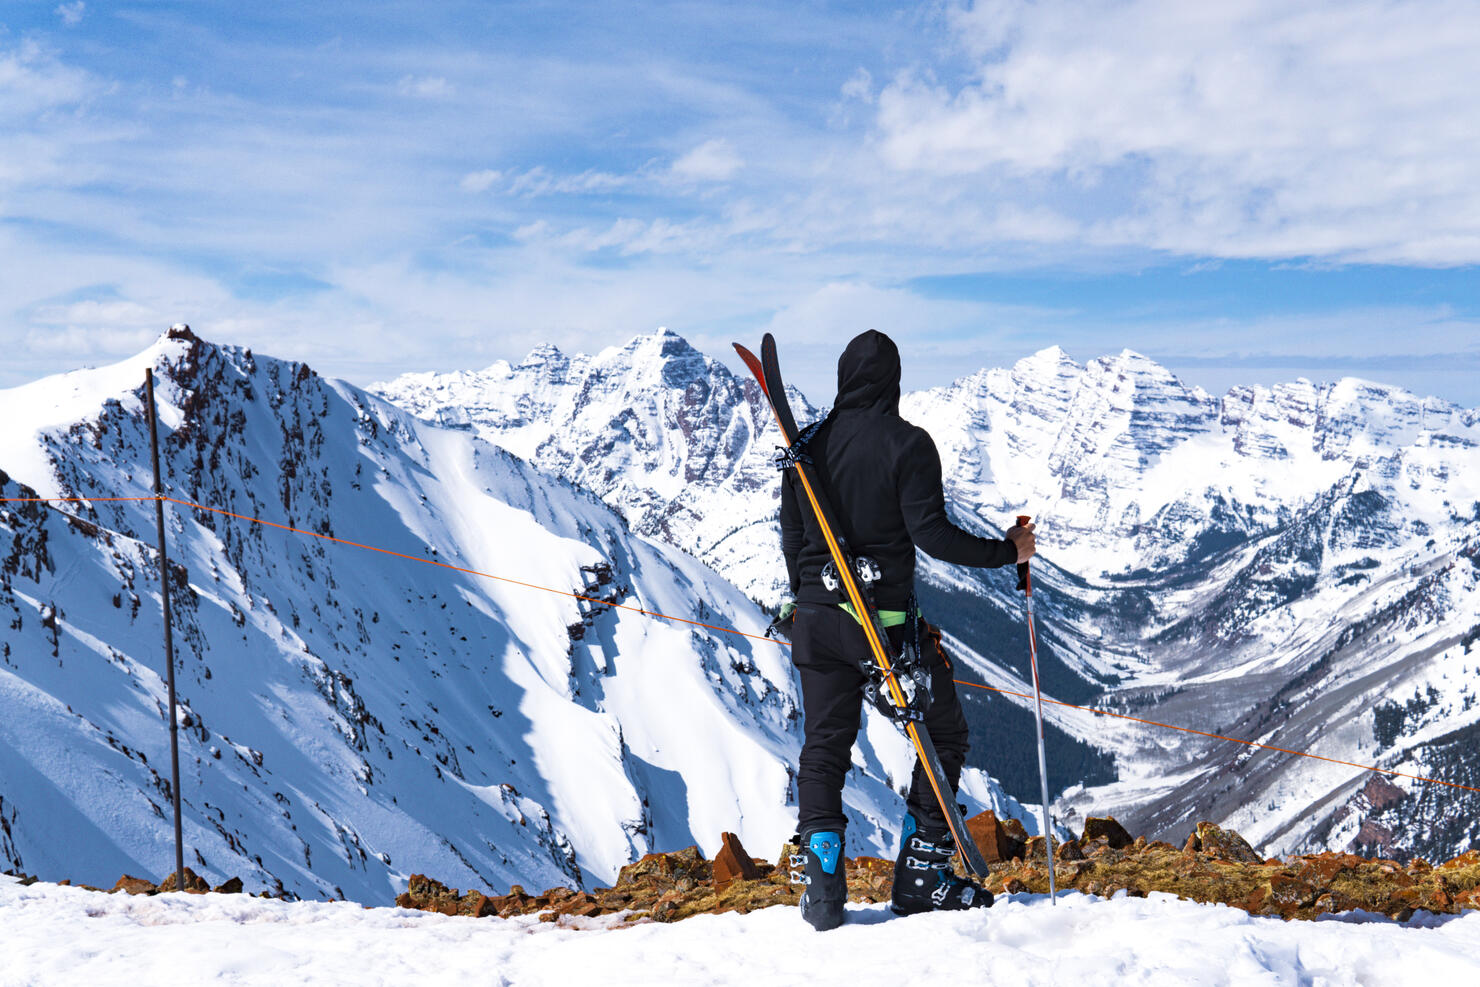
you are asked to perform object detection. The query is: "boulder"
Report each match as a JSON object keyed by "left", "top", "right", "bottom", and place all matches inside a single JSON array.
[
  {"left": 966, "top": 810, "right": 1025, "bottom": 863},
  {"left": 112, "top": 875, "right": 157, "bottom": 896},
  {"left": 1296, "top": 852, "right": 1367, "bottom": 885},
  {"left": 1185, "top": 822, "right": 1262, "bottom": 864},
  {"left": 155, "top": 868, "right": 211, "bottom": 893},
  {"left": 1313, "top": 890, "right": 1359, "bottom": 915},
  {"left": 1082, "top": 816, "right": 1133, "bottom": 849},
  {"left": 1266, "top": 874, "right": 1319, "bottom": 917},
  {"left": 1439, "top": 849, "right": 1480, "bottom": 870},
  {"left": 396, "top": 873, "right": 501, "bottom": 917},
  {"left": 213, "top": 877, "right": 244, "bottom": 894},
  {"left": 712, "top": 832, "right": 762, "bottom": 890},
  {"left": 616, "top": 846, "right": 710, "bottom": 891}
]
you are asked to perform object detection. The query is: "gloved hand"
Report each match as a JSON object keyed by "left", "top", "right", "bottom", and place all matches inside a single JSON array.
[
  {"left": 1006, "top": 521, "right": 1037, "bottom": 563},
  {"left": 767, "top": 601, "right": 797, "bottom": 641}
]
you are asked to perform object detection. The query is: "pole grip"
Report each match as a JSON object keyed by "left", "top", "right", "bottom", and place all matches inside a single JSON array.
[{"left": 1013, "top": 515, "right": 1030, "bottom": 593}]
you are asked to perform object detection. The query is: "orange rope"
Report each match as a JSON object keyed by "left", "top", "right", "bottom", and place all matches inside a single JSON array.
[
  {"left": 7, "top": 491, "right": 1473, "bottom": 796},
  {"left": 164, "top": 498, "right": 778, "bottom": 645},
  {"left": 951, "top": 678, "right": 1480, "bottom": 795}
]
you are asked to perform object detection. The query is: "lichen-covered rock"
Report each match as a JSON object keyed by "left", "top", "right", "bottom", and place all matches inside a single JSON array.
[
  {"left": 1185, "top": 822, "right": 1262, "bottom": 864},
  {"left": 379, "top": 822, "right": 1480, "bottom": 926},
  {"left": 1296, "top": 852, "right": 1366, "bottom": 885},
  {"left": 1082, "top": 817, "right": 1133, "bottom": 849},
  {"left": 155, "top": 868, "right": 211, "bottom": 894},
  {"left": 395, "top": 873, "right": 500, "bottom": 917},
  {"left": 615, "top": 845, "right": 710, "bottom": 892}
]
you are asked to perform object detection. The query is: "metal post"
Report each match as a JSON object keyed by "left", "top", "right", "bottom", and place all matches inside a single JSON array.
[
  {"left": 1016, "top": 514, "right": 1056, "bottom": 903},
  {"left": 145, "top": 368, "right": 186, "bottom": 892}
]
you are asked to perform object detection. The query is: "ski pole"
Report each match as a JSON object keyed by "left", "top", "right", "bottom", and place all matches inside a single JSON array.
[{"left": 1015, "top": 514, "right": 1056, "bottom": 904}]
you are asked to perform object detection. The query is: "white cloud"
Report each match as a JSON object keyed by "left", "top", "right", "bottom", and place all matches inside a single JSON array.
[
  {"left": 506, "top": 166, "right": 630, "bottom": 197},
  {"left": 24, "top": 324, "right": 156, "bottom": 357},
  {"left": 870, "top": 0, "right": 1480, "bottom": 264},
  {"left": 760, "top": 281, "right": 990, "bottom": 345},
  {"left": 459, "top": 169, "right": 501, "bottom": 193},
  {"left": 670, "top": 138, "right": 742, "bottom": 181},
  {"left": 0, "top": 41, "right": 95, "bottom": 120},
  {"left": 55, "top": 2, "right": 85, "bottom": 27},
  {"left": 396, "top": 75, "right": 453, "bottom": 98},
  {"left": 840, "top": 68, "right": 873, "bottom": 104}
]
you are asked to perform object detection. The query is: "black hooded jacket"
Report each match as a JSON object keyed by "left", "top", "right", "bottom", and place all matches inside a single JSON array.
[{"left": 780, "top": 330, "right": 1017, "bottom": 610}]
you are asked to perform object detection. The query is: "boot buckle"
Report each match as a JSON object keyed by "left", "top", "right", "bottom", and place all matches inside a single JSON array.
[{"left": 788, "top": 853, "right": 808, "bottom": 885}]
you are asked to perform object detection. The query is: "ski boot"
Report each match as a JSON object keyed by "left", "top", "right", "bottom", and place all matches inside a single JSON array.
[
  {"left": 791, "top": 830, "right": 847, "bottom": 931},
  {"left": 890, "top": 813, "right": 993, "bottom": 916}
]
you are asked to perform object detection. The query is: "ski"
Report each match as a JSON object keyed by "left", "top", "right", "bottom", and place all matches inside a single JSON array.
[{"left": 734, "top": 333, "right": 992, "bottom": 879}]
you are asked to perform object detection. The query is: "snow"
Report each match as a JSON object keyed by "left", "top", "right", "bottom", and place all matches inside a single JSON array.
[
  {"left": 4, "top": 876, "right": 1477, "bottom": 987},
  {"left": 0, "top": 339, "right": 170, "bottom": 499}
]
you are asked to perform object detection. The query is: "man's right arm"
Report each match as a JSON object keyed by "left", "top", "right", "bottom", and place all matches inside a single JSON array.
[{"left": 898, "top": 429, "right": 1018, "bottom": 568}]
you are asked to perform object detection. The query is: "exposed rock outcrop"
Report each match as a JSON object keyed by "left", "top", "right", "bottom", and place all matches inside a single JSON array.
[{"left": 390, "top": 815, "right": 1480, "bottom": 925}]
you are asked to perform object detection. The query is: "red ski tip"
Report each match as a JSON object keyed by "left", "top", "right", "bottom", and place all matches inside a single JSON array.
[{"left": 731, "top": 343, "right": 769, "bottom": 397}]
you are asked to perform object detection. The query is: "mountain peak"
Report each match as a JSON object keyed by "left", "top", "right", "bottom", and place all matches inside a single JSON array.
[
  {"left": 624, "top": 326, "right": 701, "bottom": 358},
  {"left": 1010, "top": 344, "right": 1082, "bottom": 381},
  {"left": 516, "top": 342, "right": 569, "bottom": 373}
]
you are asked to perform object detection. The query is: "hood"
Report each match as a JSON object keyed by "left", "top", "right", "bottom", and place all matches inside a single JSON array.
[{"left": 834, "top": 330, "right": 901, "bottom": 414}]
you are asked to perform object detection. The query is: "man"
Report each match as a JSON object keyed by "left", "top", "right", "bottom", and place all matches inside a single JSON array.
[{"left": 778, "top": 330, "right": 1035, "bottom": 931}]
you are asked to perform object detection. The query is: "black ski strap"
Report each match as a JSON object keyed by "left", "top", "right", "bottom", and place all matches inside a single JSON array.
[{"left": 773, "top": 418, "right": 825, "bottom": 472}]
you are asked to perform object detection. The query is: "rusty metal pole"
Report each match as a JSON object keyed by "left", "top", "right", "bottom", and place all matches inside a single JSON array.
[{"left": 145, "top": 368, "right": 186, "bottom": 892}]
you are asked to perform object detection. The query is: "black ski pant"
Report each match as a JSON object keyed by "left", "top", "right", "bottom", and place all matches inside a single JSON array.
[{"left": 791, "top": 602, "right": 969, "bottom": 838}]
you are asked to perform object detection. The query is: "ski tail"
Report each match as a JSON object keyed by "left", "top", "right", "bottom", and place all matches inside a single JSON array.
[
  {"left": 735, "top": 333, "right": 991, "bottom": 878},
  {"left": 732, "top": 343, "right": 769, "bottom": 399}
]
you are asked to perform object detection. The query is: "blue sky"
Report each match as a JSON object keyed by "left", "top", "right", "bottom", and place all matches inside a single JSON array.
[{"left": 2, "top": 0, "right": 1478, "bottom": 405}]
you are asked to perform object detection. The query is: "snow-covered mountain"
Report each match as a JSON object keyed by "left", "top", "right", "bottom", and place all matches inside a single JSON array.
[
  {"left": 377, "top": 331, "right": 1480, "bottom": 863},
  {"left": 904, "top": 348, "right": 1480, "bottom": 861},
  {"left": 374, "top": 329, "right": 819, "bottom": 609},
  {"left": 0, "top": 329, "right": 1032, "bottom": 902}
]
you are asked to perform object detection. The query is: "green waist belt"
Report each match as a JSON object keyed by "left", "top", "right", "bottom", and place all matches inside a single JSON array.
[{"left": 839, "top": 602, "right": 909, "bottom": 627}]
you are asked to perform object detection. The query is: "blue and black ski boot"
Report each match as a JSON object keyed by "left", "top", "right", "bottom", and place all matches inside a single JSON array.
[
  {"left": 791, "top": 830, "right": 847, "bottom": 931},
  {"left": 890, "top": 813, "right": 993, "bottom": 916}
]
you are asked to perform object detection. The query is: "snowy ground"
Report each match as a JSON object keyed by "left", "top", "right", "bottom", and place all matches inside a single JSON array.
[{"left": 4, "top": 876, "right": 1477, "bottom": 986}]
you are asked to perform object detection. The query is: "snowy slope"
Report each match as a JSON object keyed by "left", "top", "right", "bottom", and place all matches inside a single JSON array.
[
  {"left": 1, "top": 330, "right": 1036, "bottom": 902},
  {"left": 374, "top": 329, "right": 820, "bottom": 609},
  {"left": 377, "top": 331, "right": 1480, "bottom": 862},
  {"left": 5, "top": 875, "right": 1479, "bottom": 987}
]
